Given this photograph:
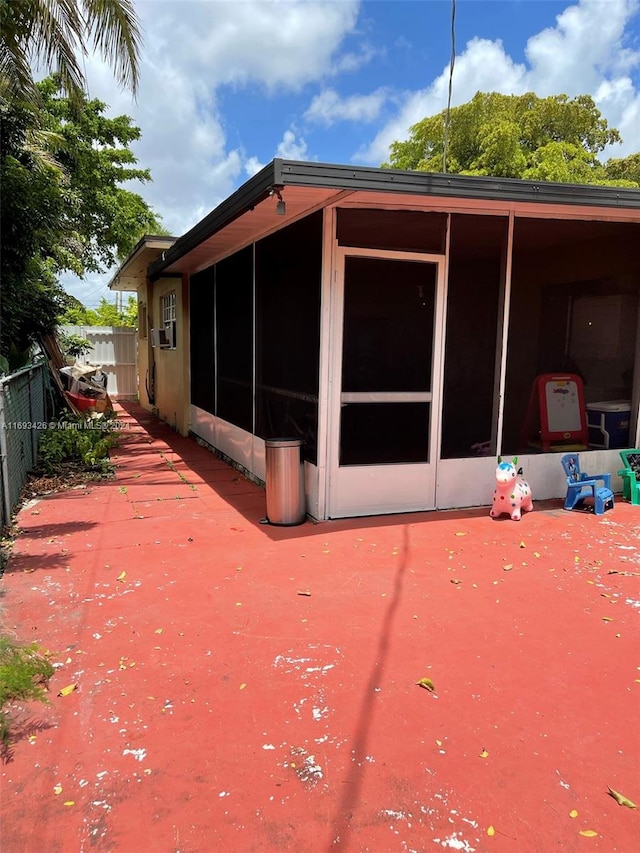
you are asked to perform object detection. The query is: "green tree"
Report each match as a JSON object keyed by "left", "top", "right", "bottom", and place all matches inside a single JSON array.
[
  {"left": 0, "top": 0, "right": 141, "bottom": 106},
  {"left": 60, "top": 295, "right": 138, "bottom": 327},
  {"left": 0, "top": 78, "right": 161, "bottom": 362},
  {"left": 384, "top": 92, "right": 638, "bottom": 187}
]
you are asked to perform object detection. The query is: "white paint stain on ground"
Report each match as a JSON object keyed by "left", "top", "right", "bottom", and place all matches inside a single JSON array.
[
  {"left": 433, "top": 833, "right": 476, "bottom": 851},
  {"left": 122, "top": 748, "right": 147, "bottom": 762}
]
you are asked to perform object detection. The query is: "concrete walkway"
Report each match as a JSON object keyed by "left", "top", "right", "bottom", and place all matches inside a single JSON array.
[{"left": 1, "top": 403, "right": 639, "bottom": 853}]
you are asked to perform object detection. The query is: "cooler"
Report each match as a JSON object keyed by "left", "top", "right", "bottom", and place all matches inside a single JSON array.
[{"left": 586, "top": 400, "right": 631, "bottom": 449}]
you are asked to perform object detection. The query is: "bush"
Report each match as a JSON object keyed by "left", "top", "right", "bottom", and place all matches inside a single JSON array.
[
  {"left": 59, "top": 332, "right": 92, "bottom": 360},
  {"left": 37, "top": 412, "right": 118, "bottom": 474},
  {"left": 0, "top": 638, "right": 54, "bottom": 744}
]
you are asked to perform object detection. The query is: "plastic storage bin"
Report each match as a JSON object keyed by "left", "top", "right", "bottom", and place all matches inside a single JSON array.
[
  {"left": 264, "top": 438, "right": 306, "bottom": 525},
  {"left": 586, "top": 400, "right": 631, "bottom": 449}
]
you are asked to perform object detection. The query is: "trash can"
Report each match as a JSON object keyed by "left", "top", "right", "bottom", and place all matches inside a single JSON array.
[{"left": 265, "top": 438, "right": 306, "bottom": 525}]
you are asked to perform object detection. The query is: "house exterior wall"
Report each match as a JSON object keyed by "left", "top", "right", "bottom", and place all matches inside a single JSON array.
[
  {"left": 142, "top": 275, "right": 190, "bottom": 435},
  {"left": 137, "top": 283, "right": 152, "bottom": 413}
]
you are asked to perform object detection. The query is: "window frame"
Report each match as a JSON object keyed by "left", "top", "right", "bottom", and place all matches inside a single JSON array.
[{"left": 160, "top": 291, "right": 177, "bottom": 349}]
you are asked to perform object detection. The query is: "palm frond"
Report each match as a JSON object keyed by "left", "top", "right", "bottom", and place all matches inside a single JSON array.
[{"left": 82, "top": 0, "right": 141, "bottom": 96}]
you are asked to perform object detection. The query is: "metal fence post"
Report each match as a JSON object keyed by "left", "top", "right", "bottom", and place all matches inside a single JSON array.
[{"left": 0, "top": 383, "right": 11, "bottom": 526}]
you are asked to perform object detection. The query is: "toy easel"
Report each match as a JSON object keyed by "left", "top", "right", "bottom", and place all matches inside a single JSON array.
[{"left": 520, "top": 373, "right": 589, "bottom": 452}]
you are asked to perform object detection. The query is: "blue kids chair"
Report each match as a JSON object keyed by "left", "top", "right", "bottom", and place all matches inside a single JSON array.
[{"left": 560, "top": 454, "right": 614, "bottom": 516}]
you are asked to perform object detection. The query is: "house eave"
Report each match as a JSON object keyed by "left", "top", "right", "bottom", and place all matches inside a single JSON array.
[
  {"left": 109, "top": 235, "right": 177, "bottom": 292},
  {"left": 148, "top": 159, "right": 640, "bottom": 280}
]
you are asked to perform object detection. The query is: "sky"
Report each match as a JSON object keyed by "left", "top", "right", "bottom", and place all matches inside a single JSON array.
[{"left": 68, "top": 0, "right": 640, "bottom": 307}]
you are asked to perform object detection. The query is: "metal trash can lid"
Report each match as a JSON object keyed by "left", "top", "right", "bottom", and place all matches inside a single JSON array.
[{"left": 265, "top": 438, "right": 303, "bottom": 448}]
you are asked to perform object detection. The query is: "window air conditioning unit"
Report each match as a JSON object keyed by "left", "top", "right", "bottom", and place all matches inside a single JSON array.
[{"left": 150, "top": 328, "right": 170, "bottom": 348}]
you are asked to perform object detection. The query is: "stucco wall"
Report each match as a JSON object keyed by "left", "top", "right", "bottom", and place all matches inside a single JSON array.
[{"left": 139, "top": 276, "right": 190, "bottom": 435}]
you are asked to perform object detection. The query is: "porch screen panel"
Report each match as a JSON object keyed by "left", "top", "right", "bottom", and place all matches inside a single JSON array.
[
  {"left": 504, "top": 218, "right": 640, "bottom": 455},
  {"left": 255, "top": 211, "right": 322, "bottom": 463},
  {"left": 337, "top": 208, "right": 446, "bottom": 254},
  {"left": 440, "top": 214, "right": 505, "bottom": 458},
  {"left": 189, "top": 267, "right": 215, "bottom": 415},
  {"left": 216, "top": 246, "right": 253, "bottom": 432},
  {"left": 340, "top": 256, "right": 436, "bottom": 466}
]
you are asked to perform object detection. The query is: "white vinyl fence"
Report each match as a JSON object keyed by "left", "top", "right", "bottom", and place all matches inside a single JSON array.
[{"left": 61, "top": 326, "right": 138, "bottom": 399}]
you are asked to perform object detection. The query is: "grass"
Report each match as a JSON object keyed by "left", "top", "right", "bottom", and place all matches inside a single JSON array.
[{"left": 0, "top": 637, "right": 54, "bottom": 746}]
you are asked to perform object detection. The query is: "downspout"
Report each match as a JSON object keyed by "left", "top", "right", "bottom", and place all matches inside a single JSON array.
[{"left": 0, "top": 381, "right": 12, "bottom": 526}]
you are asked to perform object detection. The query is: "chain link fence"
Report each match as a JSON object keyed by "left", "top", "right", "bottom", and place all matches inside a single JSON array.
[{"left": 0, "top": 363, "right": 49, "bottom": 526}]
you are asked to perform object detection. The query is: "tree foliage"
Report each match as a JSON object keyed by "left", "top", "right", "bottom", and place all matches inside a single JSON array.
[
  {"left": 0, "top": 0, "right": 141, "bottom": 106},
  {"left": 0, "top": 78, "right": 161, "bottom": 361},
  {"left": 384, "top": 92, "right": 639, "bottom": 187},
  {"left": 60, "top": 295, "right": 138, "bottom": 327}
]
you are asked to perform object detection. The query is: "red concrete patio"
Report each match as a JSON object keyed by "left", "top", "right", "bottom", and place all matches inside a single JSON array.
[{"left": 1, "top": 403, "right": 638, "bottom": 853}]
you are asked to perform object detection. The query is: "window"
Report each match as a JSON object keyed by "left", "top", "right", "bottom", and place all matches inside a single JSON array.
[
  {"left": 139, "top": 302, "right": 147, "bottom": 339},
  {"left": 161, "top": 292, "right": 177, "bottom": 348}
]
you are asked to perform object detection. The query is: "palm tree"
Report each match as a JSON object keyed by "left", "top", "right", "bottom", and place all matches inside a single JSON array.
[{"left": 0, "top": 0, "right": 141, "bottom": 105}]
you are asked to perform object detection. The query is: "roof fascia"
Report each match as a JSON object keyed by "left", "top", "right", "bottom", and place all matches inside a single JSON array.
[
  {"left": 148, "top": 160, "right": 281, "bottom": 279},
  {"left": 148, "top": 159, "right": 640, "bottom": 279},
  {"left": 278, "top": 160, "right": 640, "bottom": 209}
]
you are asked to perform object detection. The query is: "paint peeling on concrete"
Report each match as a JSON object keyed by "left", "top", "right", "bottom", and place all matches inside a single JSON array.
[
  {"left": 123, "top": 748, "right": 147, "bottom": 762},
  {"left": 433, "top": 833, "right": 476, "bottom": 851}
]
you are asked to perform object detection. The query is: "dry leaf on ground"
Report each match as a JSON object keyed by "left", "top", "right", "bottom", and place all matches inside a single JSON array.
[{"left": 607, "top": 787, "right": 637, "bottom": 808}]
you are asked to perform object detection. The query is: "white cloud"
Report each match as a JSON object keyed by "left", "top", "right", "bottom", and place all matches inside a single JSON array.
[
  {"left": 275, "top": 129, "right": 310, "bottom": 160},
  {"left": 245, "top": 156, "right": 266, "bottom": 178},
  {"left": 174, "top": 0, "right": 360, "bottom": 91},
  {"left": 358, "top": 0, "right": 640, "bottom": 165},
  {"left": 62, "top": 0, "right": 362, "bottom": 305},
  {"left": 305, "top": 87, "right": 389, "bottom": 125}
]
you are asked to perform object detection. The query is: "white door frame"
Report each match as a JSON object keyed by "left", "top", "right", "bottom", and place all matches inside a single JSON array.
[{"left": 325, "top": 247, "right": 447, "bottom": 518}]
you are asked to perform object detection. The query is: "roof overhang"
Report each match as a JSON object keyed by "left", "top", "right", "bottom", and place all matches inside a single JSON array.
[
  {"left": 109, "top": 235, "right": 177, "bottom": 292},
  {"left": 148, "top": 159, "right": 640, "bottom": 281}
]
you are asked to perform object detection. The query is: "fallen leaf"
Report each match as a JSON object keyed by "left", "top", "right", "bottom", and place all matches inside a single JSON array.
[
  {"left": 487, "top": 826, "right": 495, "bottom": 837},
  {"left": 154, "top": 628, "right": 163, "bottom": 634},
  {"left": 503, "top": 564, "right": 513, "bottom": 572},
  {"left": 519, "top": 541, "right": 526, "bottom": 548},
  {"left": 455, "top": 531, "right": 467, "bottom": 537},
  {"left": 602, "top": 616, "right": 613, "bottom": 622},
  {"left": 53, "top": 784, "right": 62, "bottom": 795},
  {"left": 450, "top": 578, "right": 463, "bottom": 585},
  {"left": 435, "top": 739, "right": 442, "bottom": 747},
  {"left": 533, "top": 552, "right": 541, "bottom": 558},
  {"left": 578, "top": 830, "right": 598, "bottom": 837},
  {"left": 480, "top": 749, "right": 489, "bottom": 758},
  {"left": 416, "top": 677, "right": 435, "bottom": 692},
  {"left": 607, "top": 787, "right": 637, "bottom": 808},
  {"left": 297, "top": 590, "right": 312, "bottom": 596},
  {"left": 116, "top": 571, "right": 126, "bottom": 582},
  {"left": 57, "top": 683, "right": 78, "bottom": 697},
  {"left": 63, "top": 801, "right": 75, "bottom": 807},
  {"left": 239, "top": 683, "right": 247, "bottom": 690},
  {"left": 569, "top": 810, "right": 578, "bottom": 818}
]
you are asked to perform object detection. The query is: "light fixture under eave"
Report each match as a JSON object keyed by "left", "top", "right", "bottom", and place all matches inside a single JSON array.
[{"left": 269, "top": 186, "right": 286, "bottom": 215}]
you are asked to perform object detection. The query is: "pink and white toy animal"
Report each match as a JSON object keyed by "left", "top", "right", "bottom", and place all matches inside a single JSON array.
[{"left": 490, "top": 457, "right": 533, "bottom": 521}]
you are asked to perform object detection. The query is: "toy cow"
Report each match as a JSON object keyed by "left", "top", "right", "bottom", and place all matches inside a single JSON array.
[{"left": 490, "top": 457, "right": 533, "bottom": 521}]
